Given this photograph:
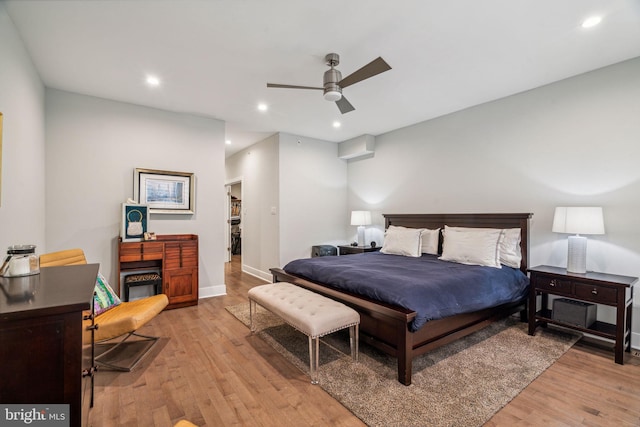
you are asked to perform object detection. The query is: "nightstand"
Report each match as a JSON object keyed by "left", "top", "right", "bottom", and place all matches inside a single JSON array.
[
  {"left": 528, "top": 265, "right": 637, "bottom": 364},
  {"left": 337, "top": 245, "right": 381, "bottom": 256}
]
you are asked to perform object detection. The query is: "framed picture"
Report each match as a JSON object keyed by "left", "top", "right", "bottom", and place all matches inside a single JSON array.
[
  {"left": 121, "top": 203, "right": 149, "bottom": 242},
  {"left": 134, "top": 168, "right": 195, "bottom": 214},
  {"left": 0, "top": 112, "right": 3, "bottom": 206}
]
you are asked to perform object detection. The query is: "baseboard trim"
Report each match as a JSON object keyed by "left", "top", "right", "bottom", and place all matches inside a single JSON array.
[
  {"left": 632, "top": 331, "right": 640, "bottom": 350},
  {"left": 199, "top": 284, "right": 226, "bottom": 299},
  {"left": 242, "top": 264, "right": 272, "bottom": 282}
]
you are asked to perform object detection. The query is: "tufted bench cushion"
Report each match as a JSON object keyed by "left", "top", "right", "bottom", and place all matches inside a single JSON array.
[{"left": 248, "top": 282, "right": 359, "bottom": 384}]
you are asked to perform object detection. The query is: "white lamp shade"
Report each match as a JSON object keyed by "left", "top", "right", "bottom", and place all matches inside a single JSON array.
[
  {"left": 350, "top": 210, "right": 372, "bottom": 226},
  {"left": 552, "top": 207, "right": 605, "bottom": 235}
]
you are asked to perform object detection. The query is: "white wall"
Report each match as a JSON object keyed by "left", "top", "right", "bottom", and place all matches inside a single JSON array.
[
  {"left": 225, "top": 132, "right": 347, "bottom": 279},
  {"left": 279, "top": 133, "right": 347, "bottom": 265},
  {"left": 0, "top": 4, "right": 46, "bottom": 254},
  {"left": 225, "top": 134, "right": 280, "bottom": 280},
  {"left": 347, "top": 57, "right": 640, "bottom": 346},
  {"left": 45, "top": 89, "right": 226, "bottom": 297}
]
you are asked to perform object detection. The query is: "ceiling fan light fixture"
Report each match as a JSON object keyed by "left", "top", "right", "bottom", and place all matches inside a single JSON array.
[
  {"left": 324, "top": 90, "right": 342, "bottom": 102},
  {"left": 266, "top": 53, "right": 391, "bottom": 114}
]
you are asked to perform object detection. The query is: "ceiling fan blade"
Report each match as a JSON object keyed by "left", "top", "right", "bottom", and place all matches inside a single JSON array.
[
  {"left": 336, "top": 96, "right": 355, "bottom": 114},
  {"left": 339, "top": 57, "right": 391, "bottom": 89},
  {"left": 267, "top": 83, "right": 323, "bottom": 90}
]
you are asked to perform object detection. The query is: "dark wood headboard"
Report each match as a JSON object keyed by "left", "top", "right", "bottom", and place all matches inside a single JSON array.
[{"left": 383, "top": 213, "right": 532, "bottom": 273}]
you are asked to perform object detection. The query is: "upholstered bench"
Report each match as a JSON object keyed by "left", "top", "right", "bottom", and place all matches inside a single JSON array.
[{"left": 247, "top": 282, "right": 360, "bottom": 384}]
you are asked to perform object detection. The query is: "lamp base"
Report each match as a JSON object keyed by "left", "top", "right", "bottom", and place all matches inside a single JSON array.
[
  {"left": 357, "top": 226, "right": 366, "bottom": 247},
  {"left": 567, "top": 235, "right": 587, "bottom": 274}
]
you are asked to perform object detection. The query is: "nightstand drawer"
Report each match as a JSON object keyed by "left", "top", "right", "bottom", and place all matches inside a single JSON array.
[
  {"left": 574, "top": 283, "right": 617, "bottom": 305},
  {"left": 535, "top": 276, "right": 571, "bottom": 293}
]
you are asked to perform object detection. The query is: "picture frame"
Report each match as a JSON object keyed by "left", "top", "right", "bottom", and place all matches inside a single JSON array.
[
  {"left": 134, "top": 168, "right": 195, "bottom": 214},
  {"left": 0, "top": 112, "right": 3, "bottom": 206},
  {"left": 121, "top": 203, "right": 150, "bottom": 242}
]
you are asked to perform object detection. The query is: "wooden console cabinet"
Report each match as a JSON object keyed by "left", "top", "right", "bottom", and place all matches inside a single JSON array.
[
  {"left": 118, "top": 234, "right": 198, "bottom": 309},
  {"left": 0, "top": 264, "right": 99, "bottom": 427},
  {"left": 528, "top": 265, "right": 637, "bottom": 364}
]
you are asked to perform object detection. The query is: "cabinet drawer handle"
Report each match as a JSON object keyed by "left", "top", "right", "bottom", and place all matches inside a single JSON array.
[
  {"left": 86, "top": 324, "right": 99, "bottom": 331},
  {"left": 591, "top": 289, "right": 598, "bottom": 295},
  {"left": 549, "top": 280, "right": 556, "bottom": 287}
]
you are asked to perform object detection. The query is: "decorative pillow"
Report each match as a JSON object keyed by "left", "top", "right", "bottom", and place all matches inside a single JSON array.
[
  {"left": 499, "top": 228, "right": 522, "bottom": 268},
  {"left": 439, "top": 226, "right": 503, "bottom": 268},
  {"left": 381, "top": 225, "right": 423, "bottom": 257},
  {"left": 420, "top": 228, "right": 440, "bottom": 255},
  {"left": 94, "top": 272, "right": 122, "bottom": 315}
]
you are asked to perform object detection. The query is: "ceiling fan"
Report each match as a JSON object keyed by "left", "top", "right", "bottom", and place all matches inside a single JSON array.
[{"left": 267, "top": 53, "right": 391, "bottom": 114}]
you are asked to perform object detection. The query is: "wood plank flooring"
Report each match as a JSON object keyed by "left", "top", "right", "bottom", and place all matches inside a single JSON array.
[{"left": 89, "top": 256, "right": 640, "bottom": 426}]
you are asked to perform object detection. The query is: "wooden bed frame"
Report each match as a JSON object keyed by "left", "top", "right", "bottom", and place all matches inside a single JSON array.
[{"left": 270, "top": 213, "right": 532, "bottom": 385}]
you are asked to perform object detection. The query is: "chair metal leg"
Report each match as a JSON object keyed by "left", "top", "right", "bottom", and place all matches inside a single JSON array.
[{"left": 94, "top": 331, "right": 160, "bottom": 372}]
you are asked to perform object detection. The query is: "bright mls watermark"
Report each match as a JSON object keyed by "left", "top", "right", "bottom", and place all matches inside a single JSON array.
[{"left": 1, "top": 405, "right": 69, "bottom": 426}]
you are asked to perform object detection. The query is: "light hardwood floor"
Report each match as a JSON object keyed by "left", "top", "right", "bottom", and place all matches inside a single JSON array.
[{"left": 89, "top": 256, "right": 640, "bottom": 426}]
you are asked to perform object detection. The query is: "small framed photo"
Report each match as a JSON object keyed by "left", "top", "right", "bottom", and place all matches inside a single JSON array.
[
  {"left": 134, "top": 168, "right": 195, "bottom": 214},
  {"left": 144, "top": 232, "right": 157, "bottom": 241},
  {"left": 121, "top": 203, "right": 149, "bottom": 242}
]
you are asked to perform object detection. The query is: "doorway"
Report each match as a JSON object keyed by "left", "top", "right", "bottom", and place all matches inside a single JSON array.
[{"left": 226, "top": 181, "right": 242, "bottom": 263}]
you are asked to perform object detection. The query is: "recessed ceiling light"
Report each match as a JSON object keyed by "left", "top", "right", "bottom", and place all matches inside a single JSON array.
[
  {"left": 257, "top": 103, "right": 268, "bottom": 112},
  {"left": 225, "top": 140, "right": 232, "bottom": 145},
  {"left": 332, "top": 121, "right": 341, "bottom": 128},
  {"left": 581, "top": 16, "right": 602, "bottom": 28},
  {"left": 146, "top": 75, "right": 160, "bottom": 87}
]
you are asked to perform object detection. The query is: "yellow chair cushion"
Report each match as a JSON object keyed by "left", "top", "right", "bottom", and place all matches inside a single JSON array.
[
  {"left": 91, "top": 294, "right": 169, "bottom": 342},
  {"left": 174, "top": 421, "right": 198, "bottom": 427},
  {"left": 41, "top": 248, "right": 169, "bottom": 343},
  {"left": 40, "top": 248, "right": 87, "bottom": 267}
]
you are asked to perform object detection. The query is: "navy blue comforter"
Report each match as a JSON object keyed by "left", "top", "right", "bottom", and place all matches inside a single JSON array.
[{"left": 283, "top": 252, "right": 529, "bottom": 332}]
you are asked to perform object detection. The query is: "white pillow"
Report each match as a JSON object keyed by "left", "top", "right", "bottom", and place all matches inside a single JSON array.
[
  {"left": 439, "top": 226, "right": 503, "bottom": 268},
  {"left": 381, "top": 225, "right": 423, "bottom": 257},
  {"left": 499, "top": 228, "right": 522, "bottom": 269},
  {"left": 443, "top": 226, "right": 522, "bottom": 268},
  {"left": 420, "top": 228, "right": 440, "bottom": 255}
]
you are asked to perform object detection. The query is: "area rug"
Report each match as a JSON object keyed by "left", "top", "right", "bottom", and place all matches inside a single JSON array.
[{"left": 226, "top": 303, "right": 580, "bottom": 427}]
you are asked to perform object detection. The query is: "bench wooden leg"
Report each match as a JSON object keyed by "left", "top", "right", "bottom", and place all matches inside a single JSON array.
[{"left": 309, "top": 336, "right": 319, "bottom": 385}]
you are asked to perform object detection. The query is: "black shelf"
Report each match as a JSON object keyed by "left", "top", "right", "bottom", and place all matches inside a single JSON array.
[{"left": 535, "top": 308, "right": 616, "bottom": 339}]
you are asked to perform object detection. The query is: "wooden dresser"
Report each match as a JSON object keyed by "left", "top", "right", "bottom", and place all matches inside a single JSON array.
[
  {"left": 0, "top": 264, "right": 99, "bottom": 427},
  {"left": 118, "top": 234, "right": 198, "bottom": 309}
]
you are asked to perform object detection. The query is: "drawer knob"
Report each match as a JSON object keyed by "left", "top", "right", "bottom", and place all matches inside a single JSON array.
[
  {"left": 549, "top": 280, "right": 556, "bottom": 287},
  {"left": 591, "top": 289, "right": 598, "bottom": 295}
]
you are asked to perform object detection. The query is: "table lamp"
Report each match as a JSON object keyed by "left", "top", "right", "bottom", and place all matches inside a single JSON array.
[
  {"left": 351, "top": 211, "right": 372, "bottom": 247},
  {"left": 552, "top": 207, "right": 604, "bottom": 273}
]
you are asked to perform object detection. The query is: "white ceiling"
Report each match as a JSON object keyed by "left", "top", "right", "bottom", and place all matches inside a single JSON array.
[{"left": 5, "top": 0, "right": 640, "bottom": 157}]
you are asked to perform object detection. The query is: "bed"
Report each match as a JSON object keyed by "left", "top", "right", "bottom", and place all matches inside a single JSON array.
[{"left": 270, "top": 213, "right": 532, "bottom": 385}]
